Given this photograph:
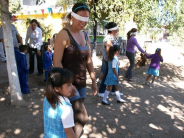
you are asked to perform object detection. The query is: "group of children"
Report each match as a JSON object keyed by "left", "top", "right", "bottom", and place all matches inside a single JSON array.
[
  {"left": 15, "top": 43, "right": 53, "bottom": 94},
  {"left": 98, "top": 44, "right": 163, "bottom": 105},
  {"left": 41, "top": 45, "right": 163, "bottom": 137}
]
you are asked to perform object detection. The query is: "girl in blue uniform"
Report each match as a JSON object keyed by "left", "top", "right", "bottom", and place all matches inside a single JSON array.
[
  {"left": 43, "top": 67, "right": 76, "bottom": 138},
  {"left": 102, "top": 45, "right": 126, "bottom": 105},
  {"left": 43, "top": 44, "right": 53, "bottom": 82}
]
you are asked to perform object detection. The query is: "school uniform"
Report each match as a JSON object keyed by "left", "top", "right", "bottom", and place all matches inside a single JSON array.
[
  {"left": 105, "top": 56, "right": 119, "bottom": 86},
  {"left": 43, "top": 51, "right": 53, "bottom": 81},
  {"left": 43, "top": 96, "right": 74, "bottom": 138},
  {"left": 15, "top": 51, "right": 29, "bottom": 94}
]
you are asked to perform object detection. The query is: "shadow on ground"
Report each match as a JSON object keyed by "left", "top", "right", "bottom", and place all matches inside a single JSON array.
[{"left": 0, "top": 57, "right": 183, "bottom": 138}]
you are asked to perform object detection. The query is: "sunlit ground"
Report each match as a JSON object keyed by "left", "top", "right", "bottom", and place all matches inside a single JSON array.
[{"left": 0, "top": 42, "right": 184, "bottom": 138}]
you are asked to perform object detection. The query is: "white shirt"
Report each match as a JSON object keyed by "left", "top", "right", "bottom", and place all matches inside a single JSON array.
[
  {"left": 59, "top": 96, "right": 74, "bottom": 128},
  {"left": 25, "top": 26, "right": 43, "bottom": 50},
  {"left": 112, "top": 56, "right": 118, "bottom": 68}
]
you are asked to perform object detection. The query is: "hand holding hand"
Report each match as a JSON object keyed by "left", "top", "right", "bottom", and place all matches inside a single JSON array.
[{"left": 68, "top": 85, "right": 77, "bottom": 98}]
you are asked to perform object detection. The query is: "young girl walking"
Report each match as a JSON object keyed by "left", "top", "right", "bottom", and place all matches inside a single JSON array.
[
  {"left": 102, "top": 45, "right": 126, "bottom": 105},
  {"left": 43, "top": 43, "right": 53, "bottom": 82},
  {"left": 144, "top": 48, "right": 163, "bottom": 87},
  {"left": 43, "top": 67, "right": 76, "bottom": 138}
]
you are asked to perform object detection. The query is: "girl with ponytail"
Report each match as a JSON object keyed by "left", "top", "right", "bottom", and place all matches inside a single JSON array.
[
  {"left": 101, "top": 45, "right": 126, "bottom": 105},
  {"left": 98, "top": 22, "right": 123, "bottom": 97},
  {"left": 43, "top": 67, "right": 76, "bottom": 138}
]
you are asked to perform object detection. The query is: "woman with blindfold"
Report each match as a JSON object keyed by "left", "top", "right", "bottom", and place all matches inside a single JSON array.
[
  {"left": 53, "top": 3, "right": 97, "bottom": 137},
  {"left": 125, "top": 28, "right": 146, "bottom": 81}
]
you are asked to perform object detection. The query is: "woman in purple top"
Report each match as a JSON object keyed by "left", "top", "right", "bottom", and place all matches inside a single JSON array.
[
  {"left": 144, "top": 48, "right": 163, "bottom": 87},
  {"left": 125, "top": 28, "right": 145, "bottom": 81}
]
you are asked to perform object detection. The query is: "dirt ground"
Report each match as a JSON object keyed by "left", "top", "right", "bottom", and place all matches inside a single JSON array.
[{"left": 0, "top": 41, "right": 184, "bottom": 138}]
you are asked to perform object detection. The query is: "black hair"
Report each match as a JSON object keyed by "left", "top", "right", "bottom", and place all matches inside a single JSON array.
[
  {"left": 108, "top": 44, "right": 120, "bottom": 61},
  {"left": 105, "top": 22, "right": 117, "bottom": 34},
  {"left": 45, "top": 67, "right": 73, "bottom": 109},
  {"left": 53, "top": 33, "right": 57, "bottom": 39},
  {"left": 127, "top": 28, "right": 137, "bottom": 40},
  {"left": 47, "top": 39, "right": 50, "bottom": 44},
  {"left": 30, "top": 19, "right": 40, "bottom": 28},
  {"left": 72, "top": 3, "right": 90, "bottom": 13},
  {"left": 44, "top": 43, "right": 49, "bottom": 51},
  {"left": 19, "top": 45, "right": 27, "bottom": 52}
]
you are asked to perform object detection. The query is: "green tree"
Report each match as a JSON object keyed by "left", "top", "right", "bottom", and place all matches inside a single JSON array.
[
  {"left": 9, "top": 0, "right": 21, "bottom": 13},
  {"left": 168, "top": 0, "right": 184, "bottom": 46},
  {"left": 78, "top": 0, "right": 178, "bottom": 31}
]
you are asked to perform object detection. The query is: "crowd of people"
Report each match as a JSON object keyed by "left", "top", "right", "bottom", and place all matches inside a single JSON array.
[{"left": 0, "top": 2, "right": 164, "bottom": 138}]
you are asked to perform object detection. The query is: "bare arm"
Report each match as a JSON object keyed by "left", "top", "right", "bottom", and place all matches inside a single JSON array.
[
  {"left": 64, "top": 128, "right": 77, "bottom": 138},
  {"left": 113, "top": 68, "right": 119, "bottom": 82},
  {"left": 106, "top": 40, "right": 113, "bottom": 55},
  {"left": 16, "top": 35, "right": 23, "bottom": 45},
  {"left": 53, "top": 29, "right": 76, "bottom": 97},
  {"left": 113, "top": 68, "right": 118, "bottom": 78},
  {"left": 86, "top": 35, "right": 97, "bottom": 96},
  {"left": 53, "top": 30, "right": 69, "bottom": 68}
]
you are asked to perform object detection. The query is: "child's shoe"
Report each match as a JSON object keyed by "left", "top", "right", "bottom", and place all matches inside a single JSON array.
[
  {"left": 144, "top": 81, "right": 150, "bottom": 85},
  {"left": 117, "top": 99, "right": 126, "bottom": 103},
  {"left": 150, "top": 83, "right": 155, "bottom": 87},
  {"left": 102, "top": 100, "right": 110, "bottom": 105}
]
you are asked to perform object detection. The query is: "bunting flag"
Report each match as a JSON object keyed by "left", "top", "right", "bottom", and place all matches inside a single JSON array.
[
  {"left": 21, "top": 13, "right": 23, "bottom": 19},
  {"left": 12, "top": 15, "right": 17, "bottom": 21},
  {"left": 48, "top": 8, "right": 51, "bottom": 15},
  {"left": 63, "top": 5, "right": 67, "bottom": 12},
  {"left": 34, "top": 10, "right": 37, "bottom": 18},
  {"left": 41, "top": 9, "right": 44, "bottom": 17}
]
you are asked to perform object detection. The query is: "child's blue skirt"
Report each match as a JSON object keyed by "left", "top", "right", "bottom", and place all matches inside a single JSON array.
[{"left": 146, "top": 68, "right": 159, "bottom": 76}]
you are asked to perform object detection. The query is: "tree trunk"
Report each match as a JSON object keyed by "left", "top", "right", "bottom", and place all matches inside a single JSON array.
[
  {"left": 0, "top": 0, "right": 27, "bottom": 106},
  {"left": 92, "top": 20, "right": 97, "bottom": 57},
  {"left": 92, "top": 0, "right": 98, "bottom": 57}
]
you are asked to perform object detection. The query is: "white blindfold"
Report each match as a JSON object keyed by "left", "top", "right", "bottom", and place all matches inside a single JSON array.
[
  {"left": 71, "top": 12, "right": 89, "bottom": 22},
  {"left": 130, "top": 32, "right": 137, "bottom": 35}
]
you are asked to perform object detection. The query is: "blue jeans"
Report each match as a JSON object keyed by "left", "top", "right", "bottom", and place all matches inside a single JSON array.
[
  {"left": 125, "top": 51, "right": 135, "bottom": 79},
  {"left": 69, "top": 87, "right": 86, "bottom": 102},
  {"left": 98, "top": 58, "right": 115, "bottom": 93}
]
